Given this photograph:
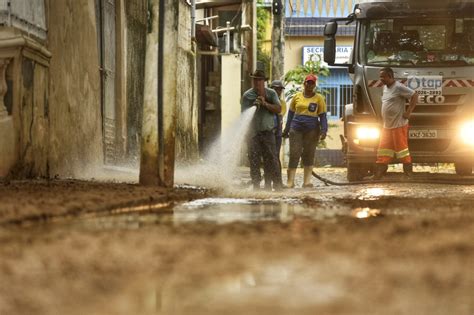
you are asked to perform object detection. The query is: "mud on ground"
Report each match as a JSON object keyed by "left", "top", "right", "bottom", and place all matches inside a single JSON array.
[{"left": 0, "top": 169, "right": 473, "bottom": 315}]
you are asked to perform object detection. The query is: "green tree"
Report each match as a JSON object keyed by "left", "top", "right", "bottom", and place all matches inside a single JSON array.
[
  {"left": 284, "top": 54, "right": 330, "bottom": 100},
  {"left": 256, "top": 0, "right": 271, "bottom": 75}
]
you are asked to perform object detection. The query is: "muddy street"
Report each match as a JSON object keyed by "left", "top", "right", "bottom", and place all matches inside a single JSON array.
[
  {"left": 0, "top": 167, "right": 473, "bottom": 315},
  {"left": 2, "top": 0, "right": 473, "bottom": 314}
]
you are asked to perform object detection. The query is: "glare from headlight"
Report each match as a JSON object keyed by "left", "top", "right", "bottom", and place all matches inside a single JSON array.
[
  {"left": 460, "top": 121, "right": 474, "bottom": 145},
  {"left": 355, "top": 127, "right": 380, "bottom": 140}
]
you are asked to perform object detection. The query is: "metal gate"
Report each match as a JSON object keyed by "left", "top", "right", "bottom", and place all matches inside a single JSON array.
[{"left": 319, "top": 68, "right": 353, "bottom": 119}]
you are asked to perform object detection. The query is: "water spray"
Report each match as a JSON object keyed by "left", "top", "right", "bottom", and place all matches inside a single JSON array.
[{"left": 175, "top": 107, "right": 257, "bottom": 189}]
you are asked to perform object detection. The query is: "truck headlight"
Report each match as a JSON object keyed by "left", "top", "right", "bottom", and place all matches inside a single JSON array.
[
  {"left": 354, "top": 126, "right": 380, "bottom": 144},
  {"left": 460, "top": 121, "right": 474, "bottom": 146}
]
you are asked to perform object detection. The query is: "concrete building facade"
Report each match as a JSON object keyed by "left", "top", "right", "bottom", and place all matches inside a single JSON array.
[
  {"left": 195, "top": 0, "right": 257, "bottom": 153},
  {"left": 0, "top": 0, "right": 199, "bottom": 181},
  {"left": 259, "top": 0, "right": 372, "bottom": 120}
]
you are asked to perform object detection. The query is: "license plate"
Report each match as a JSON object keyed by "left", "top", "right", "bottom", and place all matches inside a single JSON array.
[{"left": 409, "top": 129, "right": 438, "bottom": 139}]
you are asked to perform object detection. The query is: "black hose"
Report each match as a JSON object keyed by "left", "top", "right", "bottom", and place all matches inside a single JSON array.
[{"left": 312, "top": 171, "right": 474, "bottom": 186}]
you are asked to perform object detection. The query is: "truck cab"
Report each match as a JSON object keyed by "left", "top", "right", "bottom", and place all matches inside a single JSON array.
[{"left": 324, "top": 0, "right": 474, "bottom": 181}]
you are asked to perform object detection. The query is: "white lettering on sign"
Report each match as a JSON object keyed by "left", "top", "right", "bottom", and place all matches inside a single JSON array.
[
  {"left": 417, "top": 95, "right": 446, "bottom": 104},
  {"left": 302, "top": 46, "right": 352, "bottom": 65},
  {"left": 407, "top": 76, "right": 443, "bottom": 95}
]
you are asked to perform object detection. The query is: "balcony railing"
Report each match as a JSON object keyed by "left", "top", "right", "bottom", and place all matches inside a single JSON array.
[{"left": 0, "top": 0, "right": 47, "bottom": 40}]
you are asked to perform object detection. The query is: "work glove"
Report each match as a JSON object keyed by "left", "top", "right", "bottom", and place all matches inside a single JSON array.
[{"left": 320, "top": 133, "right": 327, "bottom": 141}]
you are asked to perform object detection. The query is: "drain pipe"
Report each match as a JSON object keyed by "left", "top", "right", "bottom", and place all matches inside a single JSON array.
[{"left": 191, "top": 0, "right": 196, "bottom": 40}]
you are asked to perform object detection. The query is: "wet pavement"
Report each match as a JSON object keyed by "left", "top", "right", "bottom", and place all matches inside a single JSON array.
[
  {"left": 48, "top": 197, "right": 379, "bottom": 229},
  {"left": 0, "top": 167, "right": 473, "bottom": 315}
]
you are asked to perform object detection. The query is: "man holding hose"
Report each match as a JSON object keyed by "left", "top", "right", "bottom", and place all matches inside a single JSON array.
[{"left": 241, "top": 69, "right": 284, "bottom": 191}]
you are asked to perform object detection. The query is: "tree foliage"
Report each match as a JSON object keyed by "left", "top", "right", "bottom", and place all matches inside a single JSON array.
[
  {"left": 256, "top": 0, "right": 271, "bottom": 75},
  {"left": 283, "top": 54, "right": 330, "bottom": 101}
]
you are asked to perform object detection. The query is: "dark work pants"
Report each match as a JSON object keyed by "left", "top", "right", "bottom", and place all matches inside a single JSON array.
[
  {"left": 265, "top": 117, "right": 283, "bottom": 187},
  {"left": 288, "top": 128, "right": 320, "bottom": 168},
  {"left": 275, "top": 115, "right": 283, "bottom": 158},
  {"left": 248, "top": 130, "right": 283, "bottom": 187}
]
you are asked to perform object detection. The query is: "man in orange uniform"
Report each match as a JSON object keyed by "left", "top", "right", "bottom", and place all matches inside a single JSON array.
[{"left": 375, "top": 67, "right": 418, "bottom": 179}]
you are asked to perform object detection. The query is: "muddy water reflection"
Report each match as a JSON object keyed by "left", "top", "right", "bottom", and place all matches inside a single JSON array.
[
  {"left": 69, "top": 197, "right": 388, "bottom": 229},
  {"left": 67, "top": 198, "right": 345, "bottom": 229},
  {"left": 351, "top": 207, "right": 382, "bottom": 219},
  {"left": 65, "top": 198, "right": 311, "bottom": 229},
  {"left": 174, "top": 198, "right": 304, "bottom": 224},
  {"left": 357, "top": 187, "right": 392, "bottom": 200}
]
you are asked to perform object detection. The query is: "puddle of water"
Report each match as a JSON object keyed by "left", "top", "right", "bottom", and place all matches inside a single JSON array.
[
  {"left": 357, "top": 187, "right": 392, "bottom": 200},
  {"left": 173, "top": 197, "right": 307, "bottom": 224},
  {"left": 56, "top": 198, "right": 387, "bottom": 230},
  {"left": 63, "top": 197, "right": 335, "bottom": 229},
  {"left": 351, "top": 207, "right": 382, "bottom": 219},
  {"left": 68, "top": 212, "right": 174, "bottom": 230}
]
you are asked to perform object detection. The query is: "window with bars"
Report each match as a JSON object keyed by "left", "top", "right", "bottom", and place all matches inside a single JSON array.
[
  {"left": 319, "top": 67, "right": 353, "bottom": 119},
  {"left": 320, "top": 84, "right": 353, "bottom": 119}
]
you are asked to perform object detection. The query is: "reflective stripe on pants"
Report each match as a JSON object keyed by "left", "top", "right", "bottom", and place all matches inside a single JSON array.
[{"left": 376, "top": 125, "right": 412, "bottom": 164}]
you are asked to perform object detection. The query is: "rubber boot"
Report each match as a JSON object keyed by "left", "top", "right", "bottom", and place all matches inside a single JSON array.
[
  {"left": 272, "top": 178, "right": 286, "bottom": 191},
  {"left": 373, "top": 163, "right": 387, "bottom": 180},
  {"left": 264, "top": 181, "right": 272, "bottom": 191},
  {"left": 303, "top": 166, "right": 313, "bottom": 188},
  {"left": 287, "top": 168, "right": 296, "bottom": 188},
  {"left": 403, "top": 163, "right": 413, "bottom": 177}
]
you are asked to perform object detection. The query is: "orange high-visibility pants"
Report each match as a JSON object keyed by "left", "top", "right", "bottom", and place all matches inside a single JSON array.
[{"left": 376, "top": 125, "right": 412, "bottom": 164}]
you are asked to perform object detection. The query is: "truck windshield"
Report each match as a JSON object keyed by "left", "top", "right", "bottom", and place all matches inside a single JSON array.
[{"left": 361, "top": 17, "right": 474, "bottom": 67}]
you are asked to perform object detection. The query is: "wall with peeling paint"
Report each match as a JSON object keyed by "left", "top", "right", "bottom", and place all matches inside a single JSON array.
[
  {"left": 17, "top": 58, "right": 50, "bottom": 177},
  {"left": 124, "top": 0, "right": 147, "bottom": 163},
  {"left": 0, "top": 26, "right": 51, "bottom": 178},
  {"left": 175, "top": 0, "right": 199, "bottom": 162},
  {"left": 1, "top": 0, "right": 199, "bottom": 181},
  {"left": 46, "top": 0, "right": 104, "bottom": 177}
]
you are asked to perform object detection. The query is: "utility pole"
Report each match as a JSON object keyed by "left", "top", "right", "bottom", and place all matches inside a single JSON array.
[
  {"left": 140, "top": 0, "right": 178, "bottom": 187},
  {"left": 271, "top": 0, "right": 285, "bottom": 80},
  {"left": 140, "top": 0, "right": 159, "bottom": 185}
]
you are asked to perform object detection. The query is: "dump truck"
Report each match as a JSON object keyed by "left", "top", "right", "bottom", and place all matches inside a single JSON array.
[{"left": 323, "top": 0, "right": 474, "bottom": 181}]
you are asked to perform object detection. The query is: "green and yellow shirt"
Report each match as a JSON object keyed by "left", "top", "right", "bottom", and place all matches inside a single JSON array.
[{"left": 288, "top": 92, "right": 327, "bottom": 132}]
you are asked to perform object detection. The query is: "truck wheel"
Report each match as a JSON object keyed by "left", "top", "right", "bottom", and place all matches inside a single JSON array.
[
  {"left": 455, "top": 163, "right": 473, "bottom": 176},
  {"left": 347, "top": 163, "right": 369, "bottom": 182},
  {"left": 367, "top": 163, "right": 377, "bottom": 176}
]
